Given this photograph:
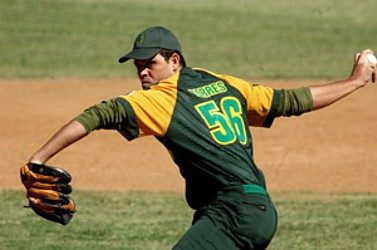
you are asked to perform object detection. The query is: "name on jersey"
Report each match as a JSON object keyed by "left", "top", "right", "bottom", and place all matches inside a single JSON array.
[{"left": 188, "top": 81, "right": 227, "bottom": 98}]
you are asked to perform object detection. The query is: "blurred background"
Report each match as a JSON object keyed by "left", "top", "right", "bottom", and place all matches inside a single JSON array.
[{"left": 1, "top": 0, "right": 377, "bottom": 79}]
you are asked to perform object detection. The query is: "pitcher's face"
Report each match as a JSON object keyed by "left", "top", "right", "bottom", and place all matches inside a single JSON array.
[{"left": 134, "top": 53, "right": 180, "bottom": 90}]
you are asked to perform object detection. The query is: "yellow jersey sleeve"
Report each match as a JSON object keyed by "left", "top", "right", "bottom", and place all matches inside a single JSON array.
[
  {"left": 219, "top": 74, "right": 281, "bottom": 127},
  {"left": 117, "top": 72, "right": 179, "bottom": 139}
]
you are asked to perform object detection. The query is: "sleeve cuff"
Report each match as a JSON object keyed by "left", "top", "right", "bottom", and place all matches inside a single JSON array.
[
  {"left": 116, "top": 98, "right": 139, "bottom": 140},
  {"left": 75, "top": 114, "right": 98, "bottom": 133},
  {"left": 262, "top": 89, "right": 281, "bottom": 128}
]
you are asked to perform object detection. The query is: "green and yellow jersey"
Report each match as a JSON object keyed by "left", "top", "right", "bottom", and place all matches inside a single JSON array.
[{"left": 76, "top": 67, "right": 313, "bottom": 209}]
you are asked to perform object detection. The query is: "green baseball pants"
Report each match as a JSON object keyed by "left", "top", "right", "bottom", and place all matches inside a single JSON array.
[{"left": 173, "top": 184, "right": 278, "bottom": 250}]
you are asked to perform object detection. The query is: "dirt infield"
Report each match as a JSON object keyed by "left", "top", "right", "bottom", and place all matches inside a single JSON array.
[{"left": 1, "top": 79, "right": 376, "bottom": 193}]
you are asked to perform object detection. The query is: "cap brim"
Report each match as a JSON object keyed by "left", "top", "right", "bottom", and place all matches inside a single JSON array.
[{"left": 118, "top": 48, "right": 161, "bottom": 63}]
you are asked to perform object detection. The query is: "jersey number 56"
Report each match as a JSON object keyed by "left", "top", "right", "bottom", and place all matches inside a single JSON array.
[{"left": 195, "top": 96, "right": 248, "bottom": 145}]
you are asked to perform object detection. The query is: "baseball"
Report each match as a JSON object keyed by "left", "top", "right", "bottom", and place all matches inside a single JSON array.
[{"left": 365, "top": 53, "right": 377, "bottom": 65}]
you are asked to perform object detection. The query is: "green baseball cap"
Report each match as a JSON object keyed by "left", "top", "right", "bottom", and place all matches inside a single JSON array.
[{"left": 119, "top": 26, "right": 183, "bottom": 63}]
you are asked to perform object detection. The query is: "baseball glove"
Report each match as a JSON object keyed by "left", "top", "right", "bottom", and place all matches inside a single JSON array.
[{"left": 20, "top": 162, "right": 76, "bottom": 225}]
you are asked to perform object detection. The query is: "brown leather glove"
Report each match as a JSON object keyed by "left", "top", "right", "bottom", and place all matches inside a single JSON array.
[{"left": 20, "top": 162, "right": 76, "bottom": 225}]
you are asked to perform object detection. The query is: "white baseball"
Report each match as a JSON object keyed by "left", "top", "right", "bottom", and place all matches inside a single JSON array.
[{"left": 365, "top": 53, "right": 377, "bottom": 65}]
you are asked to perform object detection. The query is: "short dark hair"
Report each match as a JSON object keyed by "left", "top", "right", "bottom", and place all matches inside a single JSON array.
[{"left": 159, "top": 48, "right": 186, "bottom": 67}]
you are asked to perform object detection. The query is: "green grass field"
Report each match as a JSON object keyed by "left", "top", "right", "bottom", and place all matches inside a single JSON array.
[
  {"left": 1, "top": 190, "right": 376, "bottom": 249},
  {"left": 1, "top": 0, "right": 377, "bottom": 79}
]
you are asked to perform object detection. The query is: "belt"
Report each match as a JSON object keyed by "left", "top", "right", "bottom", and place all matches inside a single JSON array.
[
  {"left": 220, "top": 183, "right": 267, "bottom": 196},
  {"left": 242, "top": 184, "right": 267, "bottom": 196}
]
